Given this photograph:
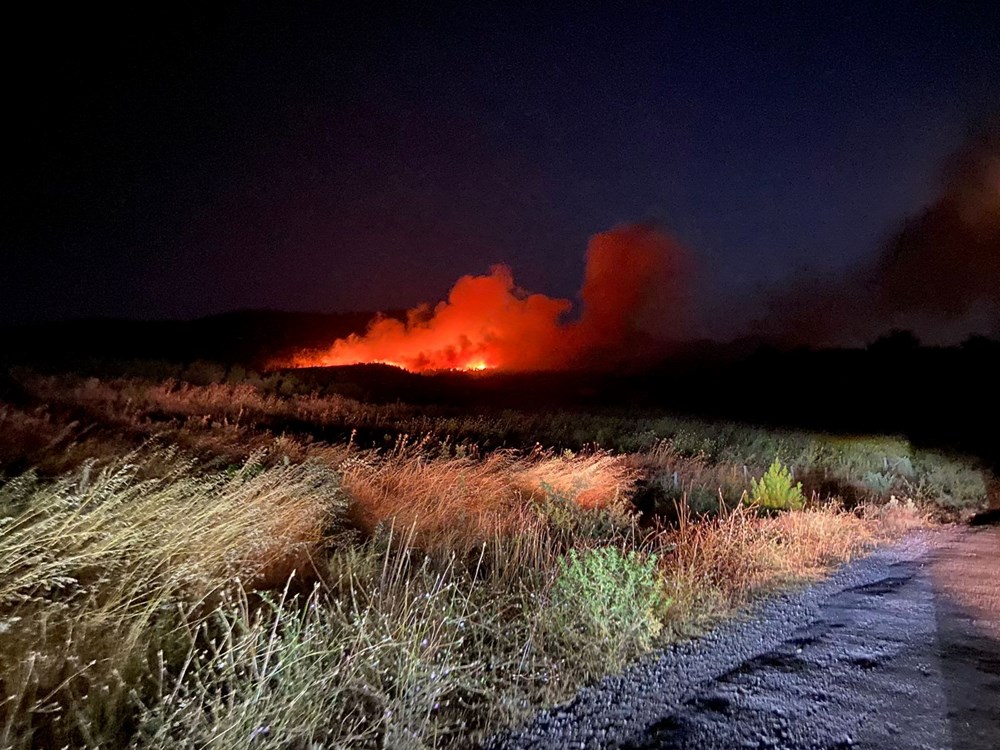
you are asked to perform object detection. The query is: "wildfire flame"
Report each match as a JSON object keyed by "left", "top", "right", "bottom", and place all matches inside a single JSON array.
[{"left": 287, "top": 224, "right": 691, "bottom": 373}]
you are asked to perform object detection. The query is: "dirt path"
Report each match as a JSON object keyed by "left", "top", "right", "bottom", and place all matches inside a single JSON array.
[{"left": 488, "top": 527, "right": 1000, "bottom": 750}]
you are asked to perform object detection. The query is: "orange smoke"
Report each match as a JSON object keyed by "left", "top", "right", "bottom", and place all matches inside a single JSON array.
[
  {"left": 288, "top": 223, "right": 692, "bottom": 372},
  {"left": 576, "top": 222, "right": 692, "bottom": 356}
]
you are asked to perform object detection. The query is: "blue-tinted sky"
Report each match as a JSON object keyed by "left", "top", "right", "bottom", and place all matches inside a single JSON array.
[{"left": 3, "top": 1, "right": 998, "bottom": 331}]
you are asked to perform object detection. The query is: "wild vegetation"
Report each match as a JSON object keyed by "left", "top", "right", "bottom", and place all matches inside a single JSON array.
[{"left": 0, "top": 369, "right": 990, "bottom": 748}]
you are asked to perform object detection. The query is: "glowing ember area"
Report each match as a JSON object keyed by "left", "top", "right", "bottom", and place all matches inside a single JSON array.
[{"left": 288, "top": 224, "right": 692, "bottom": 373}]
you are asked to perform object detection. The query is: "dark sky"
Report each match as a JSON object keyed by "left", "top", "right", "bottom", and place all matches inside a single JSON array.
[{"left": 3, "top": 1, "right": 998, "bottom": 332}]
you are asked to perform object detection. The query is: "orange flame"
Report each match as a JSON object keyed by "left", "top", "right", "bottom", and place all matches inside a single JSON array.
[{"left": 288, "top": 224, "right": 692, "bottom": 373}]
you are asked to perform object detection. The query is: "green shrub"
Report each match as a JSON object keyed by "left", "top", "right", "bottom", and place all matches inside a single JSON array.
[
  {"left": 910, "top": 451, "right": 987, "bottom": 510},
  {"left": 861, "top": 470, "right": 895, "bottom": 495},
  {"left": 747, "top": 459, "right": 805, "bottom": 511},
  {"left": 548, "top": 546, "right": 667, "bottom": 668}
]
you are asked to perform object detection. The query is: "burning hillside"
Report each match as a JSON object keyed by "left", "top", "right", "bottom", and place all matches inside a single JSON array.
[{"left": 286, "top": 223, "right": 692, "bottom": 373}]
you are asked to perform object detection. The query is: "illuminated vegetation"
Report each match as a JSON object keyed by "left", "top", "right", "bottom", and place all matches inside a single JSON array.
[
  {"left": 747, "top": 458, "right": 806, "bottom": 510},
  {"left": 0, "top": 371, "right": 987, "bottom": 748}
]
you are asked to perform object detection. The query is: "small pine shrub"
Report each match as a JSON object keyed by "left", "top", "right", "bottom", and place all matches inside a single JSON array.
[{"left": 747, "top": 459, "right": 805, "bottom": 511}]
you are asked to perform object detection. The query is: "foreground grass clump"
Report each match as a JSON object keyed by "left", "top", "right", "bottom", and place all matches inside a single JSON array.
[
  {"left": 0, "top": 444, "right": 659, "bottom": 748},
  {"left": 130, "top": 534, "right": 677, "bottom": 749},
  {"left": 137, "top": 549, "right": 519, "bottom": 748},
  {"left": 0, "top": 450, "right": 342, "bottom": 748}
]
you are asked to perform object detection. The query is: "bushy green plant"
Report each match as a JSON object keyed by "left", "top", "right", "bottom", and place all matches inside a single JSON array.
[
  {"left": 861, "top": 470, "right": 895, "bottom": 495},
  {"left": 548, "top": 546, "right": 667, "bottom": 666},
  {"left": 747, "top": 459, "right": 805, "bottom": 511},
  {"left": 910, "top": 451, "right": 987, "bottom": 509}
]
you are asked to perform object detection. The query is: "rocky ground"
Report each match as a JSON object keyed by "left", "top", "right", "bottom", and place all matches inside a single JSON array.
[{"left": 488, "top": 527, "right": 1000, "bottom": 750}]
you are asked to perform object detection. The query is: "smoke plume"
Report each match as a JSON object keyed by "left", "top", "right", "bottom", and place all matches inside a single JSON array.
[
  {"left": 290, "top": 223, "right": 692, "bottom": 372},
  {"left": 873, "top": 127, "right": 1000, "bottom": 330},
  {"left": 761, "top": 125, "right": 1000, "bottom": 346}
]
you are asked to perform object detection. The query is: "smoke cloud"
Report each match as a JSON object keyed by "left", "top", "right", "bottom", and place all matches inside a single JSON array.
[
  {"left": 760, "top": 125, "right": 1000, "bottom": 346},
  {"left": 577, "top": 223, "right": 692, "bottom": 354},
  {"left": 292, "top": 129, "right": 1000, "bottom": 368},
  {"left": 290, "top": 223, "right": 693, "bottom": 372},
  {"left": 873, "top": 127, "right": 1000, "bottom": 328}
]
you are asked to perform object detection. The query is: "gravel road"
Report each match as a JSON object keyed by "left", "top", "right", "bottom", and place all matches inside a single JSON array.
[{"left": 487, "top": 527, "right": 1000, "bottom": 750}]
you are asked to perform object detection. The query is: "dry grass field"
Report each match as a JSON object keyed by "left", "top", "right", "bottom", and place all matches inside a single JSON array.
[{"left": 0, "top": 371, "right": 985, "bottom": 748}]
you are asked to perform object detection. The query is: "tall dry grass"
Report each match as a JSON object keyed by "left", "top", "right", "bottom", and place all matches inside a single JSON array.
[
  {"left": 338, "top": 440, "right": 636, "bottom": 554},
  {"left": 0, "top": 448, "right": 344, "bottom": 748},
  {"left": 656, "top": 497, "right": 928, "bottom": 636}
]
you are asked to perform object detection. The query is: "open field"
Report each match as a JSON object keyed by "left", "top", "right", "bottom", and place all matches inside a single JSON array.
[{"left": 0, "top": 369, "right": 992, "bottom": 748}]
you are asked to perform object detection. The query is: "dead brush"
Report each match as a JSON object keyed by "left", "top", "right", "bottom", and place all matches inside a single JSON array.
[
  {"left": 516, "top": 448, "right": 637, "bottom": 510},
  {"left": 860, "top": 494, "right": 932, "bottom": 536},
  {"left": 653, "top": 495, "right": 923, "bottom": 637}
]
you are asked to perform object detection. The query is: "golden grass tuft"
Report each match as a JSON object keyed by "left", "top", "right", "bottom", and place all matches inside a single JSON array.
[{"left": 338, "top": 445, "right": 635, "bottom": 553}]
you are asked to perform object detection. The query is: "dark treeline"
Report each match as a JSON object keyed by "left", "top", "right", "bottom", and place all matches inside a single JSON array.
[{"left": 0, "top": 310, "right": 400, "bottom": 371}]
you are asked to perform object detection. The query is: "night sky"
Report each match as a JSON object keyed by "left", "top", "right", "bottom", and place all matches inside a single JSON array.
[{"left": 3, "top": 1, "right": 998, "bottom": 337}]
